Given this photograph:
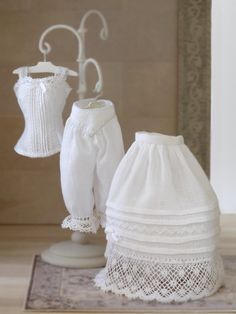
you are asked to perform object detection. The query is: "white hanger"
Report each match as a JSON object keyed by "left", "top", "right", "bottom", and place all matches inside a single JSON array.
[{"left": 13, "top": 53, "right": 78, "bottom": 77}]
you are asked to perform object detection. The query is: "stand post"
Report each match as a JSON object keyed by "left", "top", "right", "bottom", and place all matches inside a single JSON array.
[{"left": 39, "top": 10, "right": 108, "bottom": 268}]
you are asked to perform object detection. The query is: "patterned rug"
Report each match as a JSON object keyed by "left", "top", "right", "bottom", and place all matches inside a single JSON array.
[{"left": 24, "top": 255, "right": 236, "bottom": 312}]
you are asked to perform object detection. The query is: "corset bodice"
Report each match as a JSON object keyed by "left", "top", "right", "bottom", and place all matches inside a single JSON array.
[{"left": 14, "top": 67, "right": 71, "bottom": 157}]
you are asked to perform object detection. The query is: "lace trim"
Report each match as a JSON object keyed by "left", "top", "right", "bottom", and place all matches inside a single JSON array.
[
  {"left": 61, "top": 215, "right": 100, "bottom": 233},
  {"left": 14, "top": 73, "right": 71, "bottom": 93},
  {"left": 104, "top": 242, "right": 218, "bottom": 262},
  {"left": 106, "top": 217, "right": 220, "bottom": 241},
  {"left": 95, "top": 245, "right": 224, "bottom": 303}
]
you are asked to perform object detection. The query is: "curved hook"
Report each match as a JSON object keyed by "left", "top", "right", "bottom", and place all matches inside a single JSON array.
[
  {"left": 79, "top": 10, "right": 108, "bottom": 40},
  {"left": 38, "top": 24, "right": 83, "bottom": 59},
  {"left": 83, "top": 58, "right": 103, "bottom": 94}
]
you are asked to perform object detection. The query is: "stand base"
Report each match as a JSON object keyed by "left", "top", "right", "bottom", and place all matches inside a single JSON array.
[{"left": 41, "top": 240, "right": 106, "bottom": 268}]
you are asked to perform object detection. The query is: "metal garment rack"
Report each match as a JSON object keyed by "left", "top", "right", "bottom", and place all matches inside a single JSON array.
[
  {"left": 38, "top": 9, "right": 108, "bottom": 99},
  {"left": 39, "top": 10, "right": 109, "bottom": 268}
]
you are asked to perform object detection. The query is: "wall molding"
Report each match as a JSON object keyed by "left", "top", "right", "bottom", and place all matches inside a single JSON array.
[{"left": 178, "top": 0, "right": 211, "bottom": 175}]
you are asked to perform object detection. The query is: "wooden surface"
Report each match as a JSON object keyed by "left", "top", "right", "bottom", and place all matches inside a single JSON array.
[{"left": 0, "top": 215, "right": 236, "bottom": 314}]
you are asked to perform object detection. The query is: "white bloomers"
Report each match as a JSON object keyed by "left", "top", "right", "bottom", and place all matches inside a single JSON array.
[
  {"left": 95, "top": 132, "right": 225, "bottom": 303},
  {"left": 60, "top": 99, "right": 124, "bottom": 233}
]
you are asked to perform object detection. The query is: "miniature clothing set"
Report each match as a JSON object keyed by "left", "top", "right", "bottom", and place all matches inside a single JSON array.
[
  {"left": 95, "top": 132, "right": 224, "bottom": 302},
  {"left": 14, "top": 71, "right": 224, "bottom": 303},
  {"left": 13, "top": 70, "right": 124, "bottom": 234},
  {"left": 14, "top": 66, "right": 71, "bottom": 157},
  {"left": 60, "top": 99, "right": 124, "bottom": 233}
]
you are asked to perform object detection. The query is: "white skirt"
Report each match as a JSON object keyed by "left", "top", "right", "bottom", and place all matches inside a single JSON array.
[{"left": 95, "top": 132, "right": 224, "bottom": 303}]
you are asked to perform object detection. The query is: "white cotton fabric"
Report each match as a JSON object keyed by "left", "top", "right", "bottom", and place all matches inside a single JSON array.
[
  {"left": 60, "top": 99, "right": 124, "bottom": 233},
  {"left": 95, "top": 132, "right": 224, "bottom": 303},
  {"left": 14, "top": 67, "right": 71, "bottom": 158}
]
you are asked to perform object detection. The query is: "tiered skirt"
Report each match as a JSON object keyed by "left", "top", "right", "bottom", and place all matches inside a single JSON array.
[{"left": 95, "top": 132, "right": 224, "bottom": 303}]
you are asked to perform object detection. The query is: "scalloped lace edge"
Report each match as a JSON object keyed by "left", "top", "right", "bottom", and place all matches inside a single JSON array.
[
  {"left": 94, "top": 245, "right": 224, "bottom": 303},
  {"left": 61, "top": 215, "right": 100, "bottom": 233},
  {"left": 95, "top": 271, "right": 223, "bottom": 303}
]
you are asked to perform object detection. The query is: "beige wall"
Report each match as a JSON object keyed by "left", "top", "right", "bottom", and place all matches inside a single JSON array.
[{"left": 0, "top": 0, "right": 178, "bottom": 224}]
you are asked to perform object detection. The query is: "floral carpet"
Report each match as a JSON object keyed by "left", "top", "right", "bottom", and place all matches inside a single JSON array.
[{"left": 24, "top": 255, "right": 236, "bottom": 312}]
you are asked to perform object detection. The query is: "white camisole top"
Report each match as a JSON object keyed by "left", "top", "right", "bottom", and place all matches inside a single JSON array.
[{"left": 14, "top": 66, "right": 72, "bottom": 158}]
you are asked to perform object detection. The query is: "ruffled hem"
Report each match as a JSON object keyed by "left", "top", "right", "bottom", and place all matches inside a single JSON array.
[
  {"left": 94, "top": 245, "right": 225, "bottom": 303},
  {"left": 61, "top": 215, "right": 100, "bottom": 233}
]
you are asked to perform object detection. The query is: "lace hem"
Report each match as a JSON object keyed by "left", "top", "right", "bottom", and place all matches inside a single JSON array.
[
  {"left": 95, "top": 245, "right": 224, "bottom": 303},
  {"left": 61, "top": 215, "right": 100, "bottom": 233}
]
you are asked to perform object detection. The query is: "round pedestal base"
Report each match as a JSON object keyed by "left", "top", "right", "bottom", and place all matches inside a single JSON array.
[{"left": 41, "top": 240, "right": 106, "bottom": 268}]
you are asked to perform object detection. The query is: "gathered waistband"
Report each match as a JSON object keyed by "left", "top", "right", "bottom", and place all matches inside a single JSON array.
[
  {"left": 135, "top": 132, "right": 184, "bottom": 145},
  {"left": 70, "top": 99, "right": 116, "bottom": 134}
]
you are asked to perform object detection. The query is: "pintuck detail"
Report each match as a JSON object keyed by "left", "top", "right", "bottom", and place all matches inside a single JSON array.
[{"left": 14, "top": 66, "right": 72, "bottom": 158}]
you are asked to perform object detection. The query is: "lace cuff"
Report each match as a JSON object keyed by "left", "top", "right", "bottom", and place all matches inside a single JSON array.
[{"left": 61, "top": 215, "right": 100, "bottom": 233}]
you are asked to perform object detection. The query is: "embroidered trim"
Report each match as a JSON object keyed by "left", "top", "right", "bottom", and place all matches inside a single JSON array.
[
  {"left": 105, "top": 217, "right": 220, "bottom": 243},
  {"left": 104, "top": 242, "right": 218, "bottom": 262}
]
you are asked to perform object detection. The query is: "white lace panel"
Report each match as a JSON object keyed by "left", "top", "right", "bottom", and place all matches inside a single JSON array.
[
  {"left": 106, "top": 217, "right": 220, "bottom": 242},
  {"left": 61, "top": 215, "right": 100, "bottom": 233},
  {"left": 95, "top": 245, "right": 225, "bottom": 303},
  {"left": 105, "top": 214, "right": 220, "bottom": 255}
]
